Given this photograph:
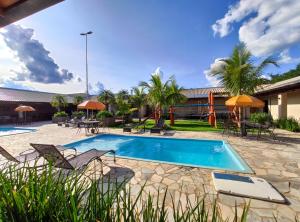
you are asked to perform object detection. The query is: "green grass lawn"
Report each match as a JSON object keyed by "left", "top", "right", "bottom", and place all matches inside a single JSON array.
[{"left": 129, "top": 119, "right": 222, "bottom": 132}]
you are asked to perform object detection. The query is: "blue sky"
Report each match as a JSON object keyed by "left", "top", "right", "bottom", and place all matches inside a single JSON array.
[{"left": 1, "top": 0, "right": 300, "bottom": 94}]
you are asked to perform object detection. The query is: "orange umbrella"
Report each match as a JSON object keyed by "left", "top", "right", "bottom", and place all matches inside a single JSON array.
[
  {"left": 15, "top": 105, "right": 36, "bottom": 123},
  {"left": 226, "top": 95, "right": 264, "bottom": 137},
  {"left": 225, "top": 95, "right": 264, "bottom": 108},
  {"left": 15, "top": 105, "right": 36, "bottom": 112},
  {"left": 77, "top": 100, "right": 106, "bottom": 110}
]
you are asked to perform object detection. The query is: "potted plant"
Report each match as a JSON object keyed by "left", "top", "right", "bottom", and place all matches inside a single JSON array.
[
  {"left": 52, "top": 111, "right": 68, "bottom": 123},
  {"left": 96, "top": 111, "right": 115, "bottom": 126}
]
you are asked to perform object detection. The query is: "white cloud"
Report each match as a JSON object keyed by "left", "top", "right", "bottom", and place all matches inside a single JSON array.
[
  {"left": 212, "top": 0, "right": 300, "bottom": 58},
  {"left": 204, "top": 58, "right": 226, "bottom": 87},
  {"left": 278, "top": 49, "right": 300, "bottom": 64},
  {"left": 0, "top": 26, "right": 85, "bottom": 94}
]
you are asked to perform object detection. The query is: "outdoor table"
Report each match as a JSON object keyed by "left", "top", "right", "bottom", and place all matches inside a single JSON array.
[{"left": 82, "top": 120, "right": 100, "bottom": 135}]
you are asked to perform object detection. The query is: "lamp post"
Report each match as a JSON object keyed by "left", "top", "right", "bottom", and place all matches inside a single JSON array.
[{"left": 80, "top": 31, "right": 93, "bottom": 98}]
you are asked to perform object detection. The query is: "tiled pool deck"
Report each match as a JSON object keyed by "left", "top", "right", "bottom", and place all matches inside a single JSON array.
[{"left": 1, "top": 122, "right": 300, "bottom": 221}]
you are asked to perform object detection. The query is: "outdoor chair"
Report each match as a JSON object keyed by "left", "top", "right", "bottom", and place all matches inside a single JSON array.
[
  {"left": 222, "top": 119, "right": 239, "bottom": 136},
  {"left": 123, "top": 116, "right": 151, "bottom": 133},
  {"left": 30, "top": 143, "right": 116, "bottom": 178},
  {"left": 258, "top": 122, "right": 277, "bottom": 140},
  {"left": 0, "top": 145, "right": 77, "bottom": 169},
  {"left": 150, "top": 118, "right": 165, "bottom": 134},
  {"left": 0, "top": 146, "right": 40, "bottom": 168}
]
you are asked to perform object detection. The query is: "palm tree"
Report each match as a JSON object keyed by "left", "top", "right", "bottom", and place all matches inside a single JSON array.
[
  {"left": 210, "top": 43, "right": 278, "bottom": 95},
  {"left": 51, "top": 95, "right": 67, "bottom": 112},
  {"left": 210, "top": 44, "right": 278, "bottom": 135},
  {"left": 98, "top": 90, "right": 115, "bottom": 111},
  {"left": 116, "top": 89, "right": 130, "bottom": 101},
  {"left": 166, "top": 79, "right": 186, "bottom": 125},
  {"left": 131, "top": 87, "right": 147, "bottom": 123},
  {"left": 140, "top": 74, "right": 173, "bottom": 123},
  {"left": 73, "top": 95, "right": 84, "bottom": 106}
]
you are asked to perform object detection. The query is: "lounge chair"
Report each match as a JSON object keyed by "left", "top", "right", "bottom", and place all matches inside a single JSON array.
[
  {"left": 123, "top": 116, "right": 151, "bottom": 133},
  {"left": 150, "top": 118, "right": 165, "bottom": 134},
  {"left": 30, "top": 143, "right": 115, "bottom": 176},
  {"left": 0, "top": 145, "right": 76, "bottom": 169},
  {"left": 0, "top": 146, "right": 40, "bottom": 166}
]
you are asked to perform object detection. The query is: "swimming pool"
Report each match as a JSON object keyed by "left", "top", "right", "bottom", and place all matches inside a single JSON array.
[
  {"left": 65, "top": 134, "right": 252, "bottom": 173},
  {"left": 0, "top": 127, "right": 36, "bottom": 136}
]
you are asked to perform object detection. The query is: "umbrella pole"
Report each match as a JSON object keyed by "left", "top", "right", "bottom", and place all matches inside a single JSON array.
[{"left": 241, "top": 107, "right": 247, "bottom": 136}]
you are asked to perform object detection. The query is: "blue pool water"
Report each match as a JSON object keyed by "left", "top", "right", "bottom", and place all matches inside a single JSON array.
[
  {"left": 0, "top": 127, "right": 35, "bottom": 136},
  {"left": 65, "top": 134, "right": 252, "bottom": 173}
]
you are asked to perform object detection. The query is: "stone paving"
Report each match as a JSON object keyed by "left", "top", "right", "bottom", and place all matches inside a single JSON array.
[{"left": 1, "top": 122, "right": 300, "bottom": 221}]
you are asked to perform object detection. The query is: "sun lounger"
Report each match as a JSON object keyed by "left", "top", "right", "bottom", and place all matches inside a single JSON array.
[
  {"left": 30, "top": 143, "right": 115, "bottom": 176},
  {"left": 0, "top": 146, "right": 40, "bottom": 165},
  {"left": 212, "top": 172, "right": 286, "bottom": 203},
  {"left": 0, "top": 145, "right": 77, "bottom": 169},
  {"left": 123, "top": 116, "right": 151, "bottom": 133},
  {"left": 150, "top": 118, "right": 165, "bottom": 134}
]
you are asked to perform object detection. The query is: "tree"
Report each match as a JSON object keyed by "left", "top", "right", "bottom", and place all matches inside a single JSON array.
[
  {"left": 210, "top": 43, "right": 278, "bottom": 95},
  {"left": 140, "top": 74, "right": 173, "bottom": 123},
  {"left": 268, "top": 63, "right": 300, "bottom": 83},
  {"left": 115, "top": 96, "right": 133, "bottom": 125},
  {"left": 131, "top": 87, "right": 147, "bottom": 123},
  {"left": 166, "top": 79, "right": 186, "bottom": 125},
  {"left": 51, "top": 95, "right": 68, "bottom": 112},
  {"left": 98, "top": 90, "right": 115, "bottom": 111},
  {"left": 73, "top": 95, "right": 84, "bottom": 106},
  {"left": 116, "top": 89, "right": 130, "bottom": 101}
]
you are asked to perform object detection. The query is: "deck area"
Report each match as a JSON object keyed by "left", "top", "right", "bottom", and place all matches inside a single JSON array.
[{"left": 1, "top": 122, "right": 300, "bottom": 221}]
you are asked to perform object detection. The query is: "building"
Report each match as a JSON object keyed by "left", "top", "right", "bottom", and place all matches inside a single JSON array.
[
  {"left": 255, "top": 76, "right": 300, "bottom": 122},
  {"left": 0, "top": 87, "right": 85, "bottom": 124},
  {"left": 176, "top": 87, "right": 229, "bottom": 118},
  {"left": 0, "top": 0, "right": 63, "bottom": 28},
  {"left": 177, "top": 76, "right": 300, "bottom": 122}
]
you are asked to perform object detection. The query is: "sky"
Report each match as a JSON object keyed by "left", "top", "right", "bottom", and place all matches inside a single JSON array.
[{"left": 1, "top": 0, "right": 300, "bottom": 94}]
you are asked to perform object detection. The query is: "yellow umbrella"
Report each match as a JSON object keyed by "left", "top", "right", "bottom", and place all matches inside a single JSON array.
[
  {"left": 225, "top": 95, "right": 264, "bottom": 136},
  {"left": 225, "top": 95, "right": 264, "bottom": 108}
]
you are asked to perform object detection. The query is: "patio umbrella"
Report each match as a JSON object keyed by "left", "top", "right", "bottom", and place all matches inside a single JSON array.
[
  {"left": 225, "top": 95, "right": 265, "bottom": 136},
  {"left": 77, "top": 100, "right": 106, "bottom": 118},
  {"left": 225, "top": 95, "right": 264, "bottom": 108},
  {"left": 15, "top": 105, "right": 36, "bottom": 122}
]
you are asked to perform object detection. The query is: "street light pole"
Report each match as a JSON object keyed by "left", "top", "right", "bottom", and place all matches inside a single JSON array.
[{"left": 80, "top": 31, "right": 93, "bottom": 98}]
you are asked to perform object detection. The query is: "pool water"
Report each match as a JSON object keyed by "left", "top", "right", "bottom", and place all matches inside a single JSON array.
[
  {"left": 65, "top": 134, "right": 252, "bottom": 173},
  {"left": 0, "top": 127, "right": 35, "bottom": 136}
]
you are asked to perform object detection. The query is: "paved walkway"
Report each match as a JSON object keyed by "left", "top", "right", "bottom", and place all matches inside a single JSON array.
[{"left": 1, "top": 122, "right": 300, "bottom": 221}]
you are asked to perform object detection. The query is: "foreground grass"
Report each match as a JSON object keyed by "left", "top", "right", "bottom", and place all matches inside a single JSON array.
[{"left": 0, "top": 163, "right": 249, "bottom": 222}]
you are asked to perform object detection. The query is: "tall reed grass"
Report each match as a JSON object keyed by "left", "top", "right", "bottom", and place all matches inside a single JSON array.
[{"left": 0, "top": 163, "right": 290, "bottom": 222}]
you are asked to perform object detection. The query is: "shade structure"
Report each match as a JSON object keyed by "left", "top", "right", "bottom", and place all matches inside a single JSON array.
[
  {"left": 77, "top": 100, "right": 106, "bottom": 111},
  {"left": 15, "top": 105, "right": 36, "bottom": 112},
  {"left": 225, "top": 95, "right": 264, "bottom": 108}
]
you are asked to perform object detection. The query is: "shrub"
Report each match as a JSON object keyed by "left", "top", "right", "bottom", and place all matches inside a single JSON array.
[
  {"left": 53, "top": 111, "right": 68, "bottom": 118},
  {"left": 276, "top": 117, "right": 300, "bottom": 132},
  {"left": 72, "top": 111, "right": 85, "bottom": 119},
  {"left": 96, "top": 110, "right": 113, "bottom": 120},
  {"left": 0, "top": 163, "right": 252, "bottom": 221},
  {"left": 250, "top": 112, "right": 273, "bottom": 124}
]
